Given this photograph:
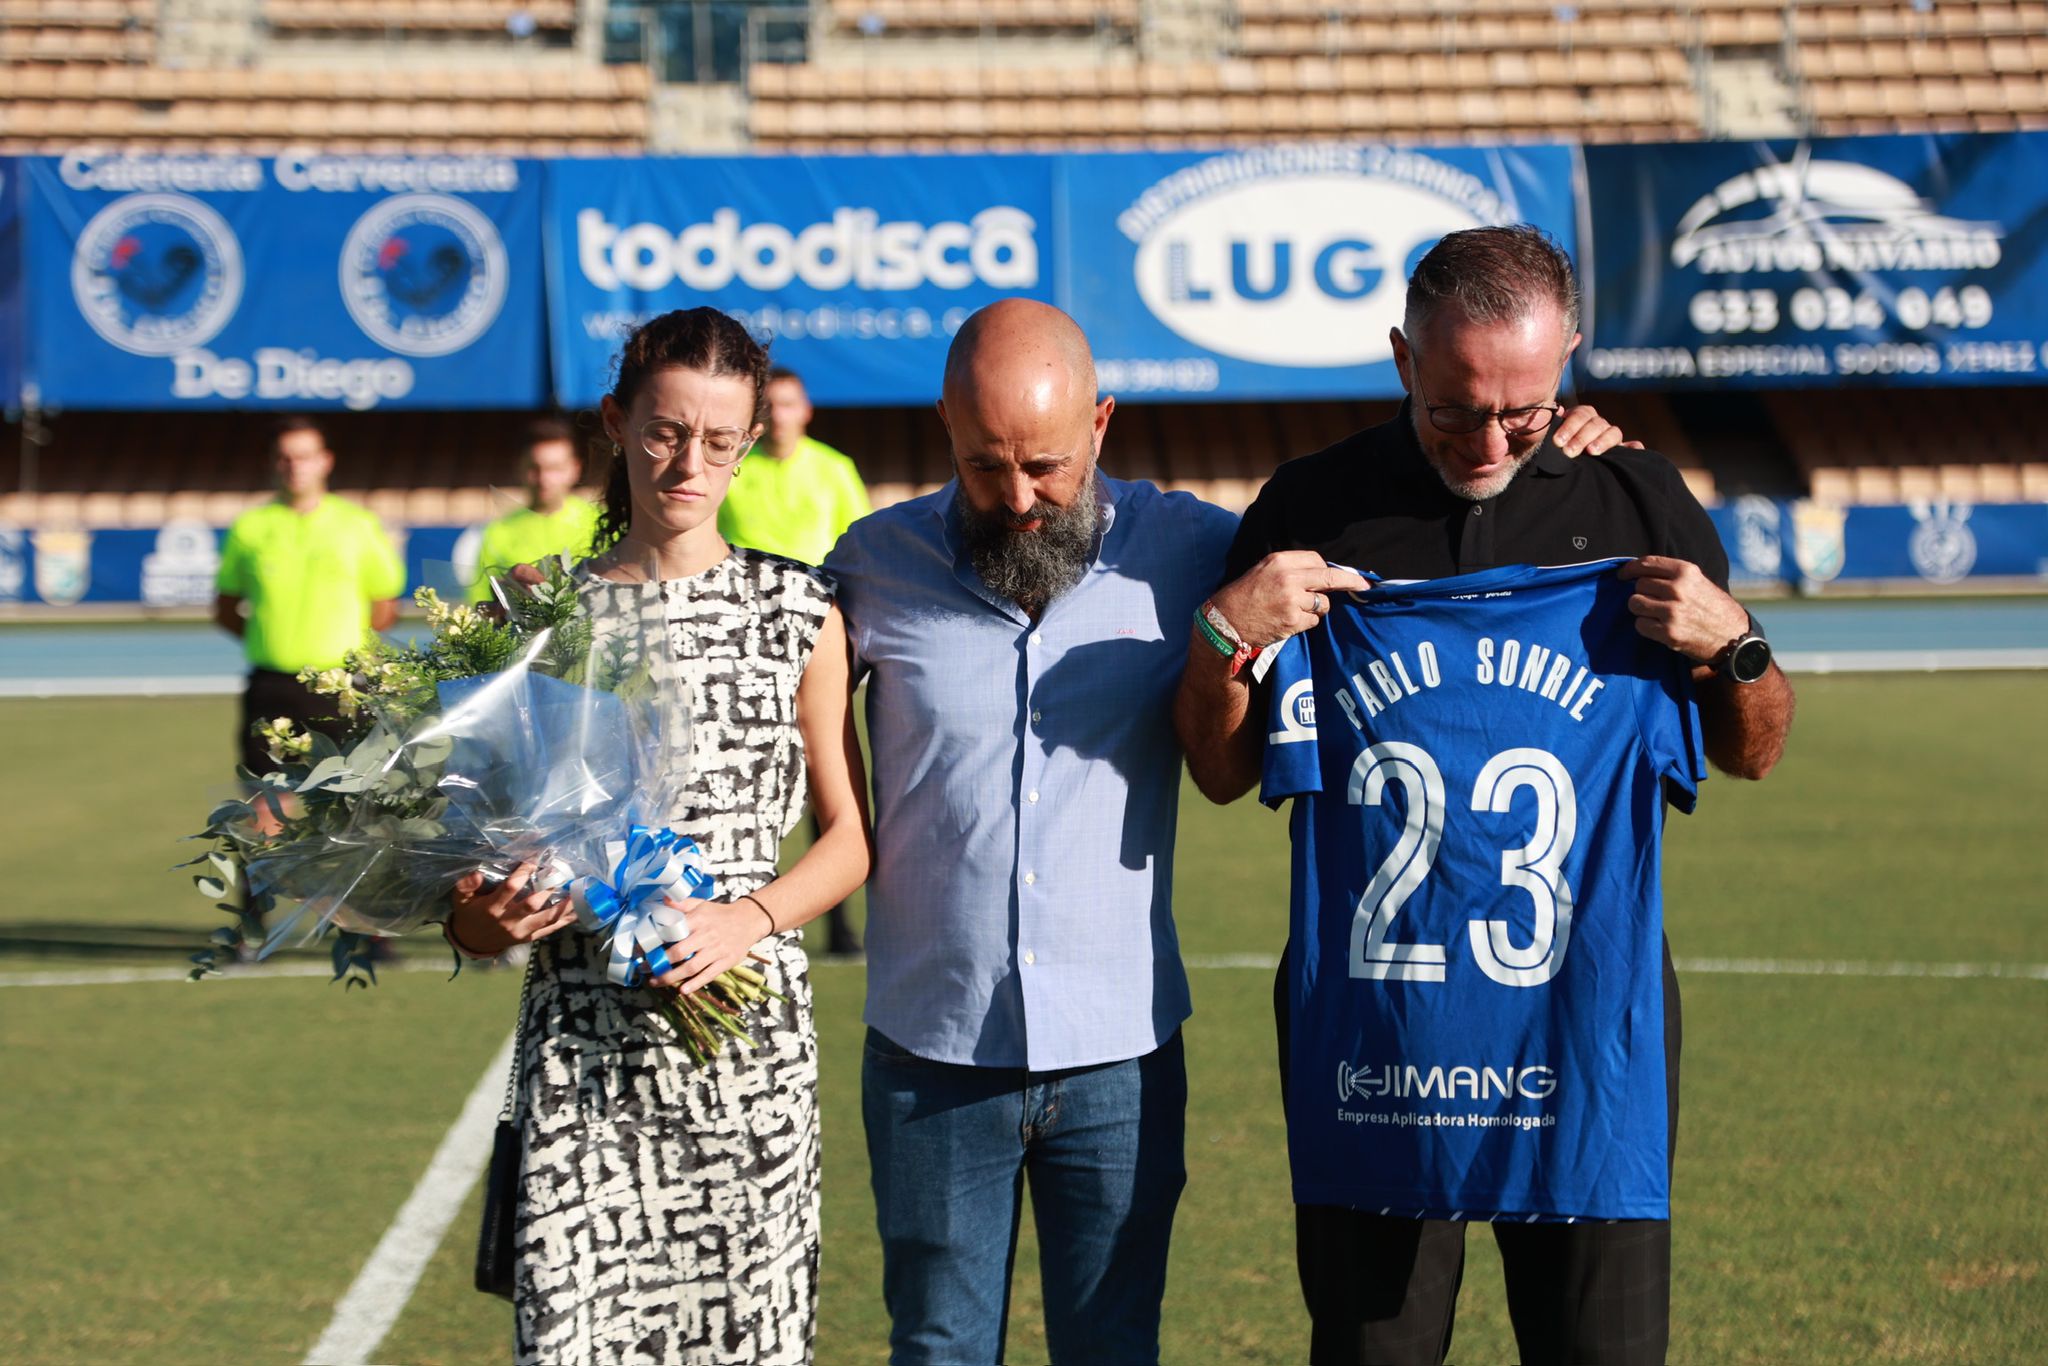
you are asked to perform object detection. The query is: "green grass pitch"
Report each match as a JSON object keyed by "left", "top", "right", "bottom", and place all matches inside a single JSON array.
[{"left": 2, "top": 673, "right": 2042, "bottom": 1363}]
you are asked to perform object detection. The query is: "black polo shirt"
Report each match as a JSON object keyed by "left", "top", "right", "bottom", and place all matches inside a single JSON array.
[{"left": 1224, "top": 400, "right": 1728, "bottom": 590}]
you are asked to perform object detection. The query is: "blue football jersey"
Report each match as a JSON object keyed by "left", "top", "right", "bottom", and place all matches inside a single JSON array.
[{"left": 1261, "top": 559, "right": 1706, "bottom": 1220}]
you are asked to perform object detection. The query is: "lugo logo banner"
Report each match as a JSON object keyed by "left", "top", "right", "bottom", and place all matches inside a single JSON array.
[
  {"left": 1058, "top": 144, "right": 1582, "bottom": 399},
  {"left": 24, "top": 153, "right": 546, "bottom": 409},
  {"left": 546, "top": 155, "right": 1054, "bottom": 407},
  {"left": 1582, "top": 133, "right": 2048, "bottom": 388}
]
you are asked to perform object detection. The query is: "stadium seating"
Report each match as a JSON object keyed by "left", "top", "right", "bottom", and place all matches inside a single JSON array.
[
  {"left": 0, "top": 63, "right": 652, "bottom": 156},
  {"left": 747, "top": 46, "right": 1703, "bottom": 150},
  {"left": 0, "top": 0, "right": 155, "bottom": 64},
  {"left": 825, "top": 0, "right": 1142, "bottom": 32},
  {"left": 1760, "top": 387, "right": 2048, "bottom": 505},
  {"left": 259, "top": 1, "right": 578, "bottom": 35}
]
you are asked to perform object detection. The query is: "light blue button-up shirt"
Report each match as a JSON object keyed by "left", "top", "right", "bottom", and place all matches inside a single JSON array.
[{"left": 826, "top": 474, "right": 1240, "bottom": 1070}]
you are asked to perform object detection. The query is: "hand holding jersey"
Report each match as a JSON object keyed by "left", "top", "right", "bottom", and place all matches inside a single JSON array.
[{"left": 1208, "top": 551, "right": 1370, "bottom": 646}]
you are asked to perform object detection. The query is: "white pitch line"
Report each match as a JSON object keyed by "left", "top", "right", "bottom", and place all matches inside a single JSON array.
[
  {"left": 0, "top": 961, "right": 415, "bottom": 987},
  {"left": 0, "top": 674, "right": 243, "bottom": 698},
  {"left": 303, "top": 1029, "right": 515, "bottom": 1366},
  {"left": 1677, "top": 956, "right": 2048, "bottom": 982},
  {"left": 0, "top": 646, "right": 2038, "bottom": 702},
  {"left": 1776, "top": 648, "right": 2048, "bottom": 674}
]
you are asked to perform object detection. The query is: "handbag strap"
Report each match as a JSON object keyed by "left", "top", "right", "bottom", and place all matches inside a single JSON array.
[{"left": 500, "top": 949, "right": 537, "bottom": 1124}]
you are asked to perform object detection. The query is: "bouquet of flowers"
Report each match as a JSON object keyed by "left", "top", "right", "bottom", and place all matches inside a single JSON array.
[{"left": 183, "top": 559, "right": 779, "bottom": 1065}]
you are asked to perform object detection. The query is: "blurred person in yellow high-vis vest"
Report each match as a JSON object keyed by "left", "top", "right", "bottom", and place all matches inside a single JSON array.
[
  {"left": 718, "top": 368, "right": 871, "bottom": 567},
  {"left": 468, "top": 416, "right": 599, "bottom": 603},
  {"left": 214, "top": 416, "right": 404, "bottom": 779}
]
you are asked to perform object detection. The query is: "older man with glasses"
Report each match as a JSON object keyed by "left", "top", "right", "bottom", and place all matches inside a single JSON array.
[{"left": 1175, "top": 225, "right": 1794, "bottom": 1365}]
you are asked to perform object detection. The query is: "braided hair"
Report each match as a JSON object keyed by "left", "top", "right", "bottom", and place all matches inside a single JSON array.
[{"left": 591, "top": 308, "right": 771, "bottom": 554}]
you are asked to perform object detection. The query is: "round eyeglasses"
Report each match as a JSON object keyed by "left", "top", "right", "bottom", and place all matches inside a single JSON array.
[
  {"left": 1412, "top": 372, "right": 1563, "bottom": 437},
  {"left": 631, "top": 418, "right": 755, "bottom": 466}
]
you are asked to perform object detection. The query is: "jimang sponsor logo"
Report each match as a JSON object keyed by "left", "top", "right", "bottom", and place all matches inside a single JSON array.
[{"left": 1336, "top": 1059, "right": 1557, "bottom": 1103}]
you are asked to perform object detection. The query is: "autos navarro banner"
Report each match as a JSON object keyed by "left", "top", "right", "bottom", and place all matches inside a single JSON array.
[
  {"left": 1058, "top": 143, "right": 1583, "bottom": 400},
  {"left": 1581, "top": 132, "right": 2048, "bottom": 388},
  {"left": 22, "top": 152, "right": 548, "bottom": 409},
  {"left": 546, "top": 154, "right": 1054, "bottom": 408}
]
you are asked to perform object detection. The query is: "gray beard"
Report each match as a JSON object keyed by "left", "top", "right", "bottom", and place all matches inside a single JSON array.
[{"left": 960, "top": 468, "right": 1100, "bottom": 613}]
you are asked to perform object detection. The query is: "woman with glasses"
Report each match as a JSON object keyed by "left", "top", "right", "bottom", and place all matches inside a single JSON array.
[{"left": 446, "top": 306, "right": 871, "bottom": 1365}]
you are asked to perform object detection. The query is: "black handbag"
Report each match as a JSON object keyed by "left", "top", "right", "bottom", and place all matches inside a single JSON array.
[
  {"left": 474, "top": 957, "right": 533, "bottom": 1300},
  {"left": 474, "top": 1119, "right": 521, "bottom": 1299}
]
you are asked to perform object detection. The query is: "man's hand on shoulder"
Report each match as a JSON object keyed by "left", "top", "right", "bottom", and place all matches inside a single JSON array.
[
  {"left": 1617, "top": 556, "right": 1748, "bottom": 663},
  {"left": 1553, "top": 404, "right": 1646, "bottom": 458},
  {"left": 1208, "top": 551, "right": 1371, "bottom": 649}
]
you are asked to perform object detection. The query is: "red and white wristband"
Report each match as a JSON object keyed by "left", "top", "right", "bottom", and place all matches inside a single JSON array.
[{"left": 1194, "top": 601, "right": 1260, "bottom": 678}]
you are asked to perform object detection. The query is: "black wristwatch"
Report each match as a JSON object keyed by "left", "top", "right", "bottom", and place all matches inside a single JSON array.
[{"left": 1714, "top": 611, "right": 1773, "bottom": 685}]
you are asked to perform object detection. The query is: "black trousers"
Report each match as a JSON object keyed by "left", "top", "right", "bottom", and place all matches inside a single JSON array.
[
  {"left": 1278, "top": 945, "right": 1681, "bottom": 1366},
  {"left": 238, "top": 667, "right": 348, "bottom": 778}
]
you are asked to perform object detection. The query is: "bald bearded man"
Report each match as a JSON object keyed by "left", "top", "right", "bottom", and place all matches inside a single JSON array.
[{"left": 824, "top": 300, "right": 1237, "bottom": 1363}]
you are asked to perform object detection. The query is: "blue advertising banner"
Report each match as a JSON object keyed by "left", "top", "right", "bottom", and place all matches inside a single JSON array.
[
  {"left": 1712, "top": 495, "right": 2048, "bottom": 588},
  {"left": 1, "top": 502, "right": 2039, "bottom": 606},
  {"left": 1058, "top": 144, "right": 1583, "bottom": 400},
  {"left": 22, "top": 152, "right": 548, "bottom": 410},
  {"left": 0, "top": 519, "right": 464, "bottom": 607},
  {"left": 0, "top": 157, "right": 22, "bottom": 412},
  {"left": 1582, "top": 133, "right": 2048, "bottom": 388},
  {"left": 546, "top": 154, "right": 1054, "bottom": 408}
]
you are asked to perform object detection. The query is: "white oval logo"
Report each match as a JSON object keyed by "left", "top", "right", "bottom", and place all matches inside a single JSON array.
[
  {"left": 1132, "top": 174, "right": 1481, "bottom": 368},
  {"left": 340, "top": 193, "right": 508, "bottom": 357},
  {"left": 71, "top": 192, "right": 244, "bottom": 357}
]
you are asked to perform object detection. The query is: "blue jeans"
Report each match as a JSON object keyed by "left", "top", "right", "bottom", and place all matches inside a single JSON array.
[{"left": 862, "top": 1029, "right": 1188, "bottom": 1365}]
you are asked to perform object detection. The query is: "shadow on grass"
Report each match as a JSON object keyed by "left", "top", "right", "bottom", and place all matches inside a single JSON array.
[{"left": 0, "top": 923, "right": 338, "bottom": 961}]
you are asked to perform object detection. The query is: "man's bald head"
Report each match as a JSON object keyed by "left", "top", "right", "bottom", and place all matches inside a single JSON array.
[
  {"left": 935, "top": 299, "right": 1116, "bottom": 615},
  {"left": 942, "top": 298, "right": 1098, "bottom": 421}
]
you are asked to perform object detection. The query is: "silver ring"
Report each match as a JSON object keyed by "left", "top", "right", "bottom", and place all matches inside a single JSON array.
[{"left": 1311, "top": 592, "right": 1328, "bottom": 614}]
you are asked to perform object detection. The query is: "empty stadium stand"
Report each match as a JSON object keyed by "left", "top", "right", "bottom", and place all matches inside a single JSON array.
[
  {"left": 0, "top": 62, "right": 652, "bottom": 156},
  {"left": 259, "top": 0, "right": 578, "bottom": 36}
]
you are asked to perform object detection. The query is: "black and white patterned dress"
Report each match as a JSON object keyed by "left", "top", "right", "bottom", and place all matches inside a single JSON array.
[{"left": 512, "top": 549, "right": 834, "bottom": 1365}]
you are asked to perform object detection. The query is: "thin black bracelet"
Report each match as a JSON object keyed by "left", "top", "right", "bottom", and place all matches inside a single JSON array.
[{"left": 737, "top": 893, "right": 776, "bottom": 937}]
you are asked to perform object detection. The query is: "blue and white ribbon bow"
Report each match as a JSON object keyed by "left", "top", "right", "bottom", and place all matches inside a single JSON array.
[{"left": 569, "top": 824, "right": 716, "bottom": 987}]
